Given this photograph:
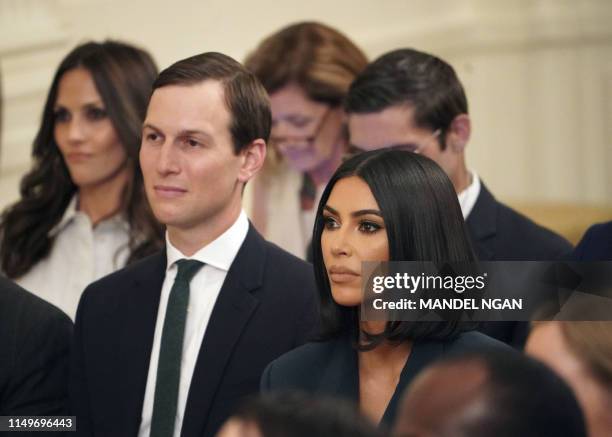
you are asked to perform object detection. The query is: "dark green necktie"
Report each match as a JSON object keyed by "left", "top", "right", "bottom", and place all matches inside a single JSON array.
[{"left": 150, "top": 259, "right": 204, "bottom": 437}]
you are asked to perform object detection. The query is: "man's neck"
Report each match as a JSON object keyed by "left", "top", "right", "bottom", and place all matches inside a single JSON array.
[
  {"left": 451, "top": 166, "right": 472, "bottom": 195},
  {"left": 167, "top": 204, "right": 242, "bottom": 256}
]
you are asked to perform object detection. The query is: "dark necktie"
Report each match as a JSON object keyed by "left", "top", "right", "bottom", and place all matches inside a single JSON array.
[{"left": 150, "top": 259, "right": 204, "bottom": 437}]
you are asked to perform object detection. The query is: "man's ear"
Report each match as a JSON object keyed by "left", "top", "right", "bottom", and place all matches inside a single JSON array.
[
  {"left": 237, "top": 139, "right": 266, "bottom": 183},
  {"left": 446, "top": 114, "right": 471, "bottom": 153}
]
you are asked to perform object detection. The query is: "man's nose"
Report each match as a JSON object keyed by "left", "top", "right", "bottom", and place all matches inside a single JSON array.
[{"left": 156, "top": 142, "right": 180, "bottom": 175}]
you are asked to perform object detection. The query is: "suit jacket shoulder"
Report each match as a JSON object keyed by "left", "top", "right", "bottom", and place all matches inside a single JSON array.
[
  {"left": 467, "top": 182, "right": 572, "bottom": 260},
  {"left": 572, "top": 221, "right": 612, "bottom": 261},
  {"left": 0, "top": 277, "right": 72, "bottom": 416},
  {"left": 80, "top": 250, "right": 166, "bottom": 304},
  {"left": 261, "top": 339, "right": 340, "bottom": 393},
  {"left": 262, "top": 330, "right": 509, "bottom": 426},
  {"left": 257, "top": 239, "right": 317, "bottom": 311},
  {"left": 262, "top": 331, "right": 508, "bottom": 388}
]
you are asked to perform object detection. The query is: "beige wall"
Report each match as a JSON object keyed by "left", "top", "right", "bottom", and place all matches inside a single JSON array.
[{"left": 1, "top": 0, "right": 611, "bottom": 222}]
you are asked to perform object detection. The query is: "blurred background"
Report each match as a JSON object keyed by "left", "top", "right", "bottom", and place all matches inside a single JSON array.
[{"left": 1, "top": 0, "right": 611, "bottom": 243}]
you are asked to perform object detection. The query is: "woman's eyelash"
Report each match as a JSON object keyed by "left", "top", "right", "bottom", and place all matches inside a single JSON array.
[
  {"left": 359, "top": 221, "right": 382, "bottom": 233},
  {"left": 322, "top": 215, "right": 339, "bottom": 228}
]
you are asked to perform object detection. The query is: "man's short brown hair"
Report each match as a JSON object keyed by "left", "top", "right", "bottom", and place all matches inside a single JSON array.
[{"left": 153, "top": 52, "right": 271, "bottom": 153}]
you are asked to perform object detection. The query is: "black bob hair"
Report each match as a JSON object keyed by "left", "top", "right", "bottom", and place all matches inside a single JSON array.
[{"left": 311, "top": 149, "right": 477, "bottom": 346}]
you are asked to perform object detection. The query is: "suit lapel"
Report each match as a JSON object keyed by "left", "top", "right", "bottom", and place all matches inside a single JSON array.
[
  {"left": 466, "top": 182, "right": 497, "bottom": 260},
  {"left": 381, "top": 340, "right": 445, "bottom": 425},
  {"left": 180, "top": 225, "right": 265, "bottom": 437},
  {"left": 318, "top": 336, "right": 359, "bottom": 400},
  {"left": 117, "top": 251, "right": 166, "bottom": 436}
]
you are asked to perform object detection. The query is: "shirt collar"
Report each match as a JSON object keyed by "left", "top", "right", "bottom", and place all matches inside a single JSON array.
[
  {"left": 457, "top": 171, "right": 481, "bottom": 219},
  {"left": 48, "top": 195, "right": 129, "bottom": 237},
  {"left": 49, "top": 195, "right": 79, "bottom": 237},
  {"left": 165, "top": 210, "right": 249, "bottom": 272}
]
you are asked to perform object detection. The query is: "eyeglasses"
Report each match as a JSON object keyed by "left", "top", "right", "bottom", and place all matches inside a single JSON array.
[
  {"left": 345, "top": 129, "right": 442, "bottom": 159},
  {"left": 269, "top": 108, "right": 332, "bottom": 151}
]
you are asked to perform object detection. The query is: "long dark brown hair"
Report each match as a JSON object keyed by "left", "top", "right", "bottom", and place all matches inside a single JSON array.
[{"left": 0, "top": 40, "right": 164, "bottom": 278}]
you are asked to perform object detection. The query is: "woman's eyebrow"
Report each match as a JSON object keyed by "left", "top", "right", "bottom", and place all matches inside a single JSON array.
[
  {"left": 323, "top": 205, "right": 338, "bottom": 215},
  {"left": 352, "top": 209, "right": 382, "bottom": 218},
  {"left": 324, "top": 205, "right": 382, "bottom": 217}
]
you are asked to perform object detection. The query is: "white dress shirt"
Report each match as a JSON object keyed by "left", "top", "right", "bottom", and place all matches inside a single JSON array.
[
  {"left": 138, "top": 210, "right": 249, "bottom": 437},
  {"left": 15, "top": 196, "right": 130, "bottom": 320},
  {"left": 457, "top": 171, "right": 481, "bottom": 219}
]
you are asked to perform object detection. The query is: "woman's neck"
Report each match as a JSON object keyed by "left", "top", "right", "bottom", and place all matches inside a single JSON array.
[
  {"left": 357, "top": 329, "right": 412, "bottom": 425},
  {"left": 358, "top": 337, "right": 412, "bottom": 372},
  {"left": 358, "top": 320, "right": 412, "bottom": 381},
  {"left": 78, "top": 168, "right": 131, "bottom": 226}
]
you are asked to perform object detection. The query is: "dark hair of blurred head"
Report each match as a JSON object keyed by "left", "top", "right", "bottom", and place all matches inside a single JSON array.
[
  {"left": 394, "top": 349, "right": 587, "bottom": 437},
  {"left": 224, "top": 391, "right": 382, "bottom": 437}
]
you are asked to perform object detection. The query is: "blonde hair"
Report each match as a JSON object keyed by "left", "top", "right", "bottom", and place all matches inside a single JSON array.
[{"left": 245, "top": 21, "right": 367, "bottom": 107}]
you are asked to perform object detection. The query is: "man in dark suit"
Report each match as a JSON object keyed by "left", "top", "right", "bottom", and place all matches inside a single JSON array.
[
  {"left": 344, "top": 49, "right": 571, "bottom": 345},
  {"left": 572, "top": 221, "right": 612, "bottom": 260},
  {"left": 70, "top": 52, "right": 317, "bottom": 437},
  {"left": 0, "top": 277, "right": 72, "bottom": 418}
]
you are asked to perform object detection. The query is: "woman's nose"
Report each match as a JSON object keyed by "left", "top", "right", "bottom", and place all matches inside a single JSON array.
[
  {"left": 330, "top": 230, "right": 353, "bottom": 257},
  {"left": 67, "top": 117, "right": 86, "bottom": 143}
]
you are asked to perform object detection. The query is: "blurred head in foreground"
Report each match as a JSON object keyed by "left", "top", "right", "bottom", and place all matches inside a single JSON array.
[
  {"left": 527, "top": 321, "right": 612, "bottom": 437},
  {"left": 393, "top": 349, "right": 587, "bottom": 437},
  {"left": 217, "top": 391, "right": 382, "bottom": 437}
]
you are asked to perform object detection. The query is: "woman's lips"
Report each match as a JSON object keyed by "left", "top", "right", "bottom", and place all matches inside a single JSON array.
[
  {"left": 328, "top": 266, "right": 360, "bottom": 283},
  {"left": 65, "top": 152, "right": 92, "bottom": 162},
  {"left": 154, "top": 185, "right": 187, "bottom": 198}
]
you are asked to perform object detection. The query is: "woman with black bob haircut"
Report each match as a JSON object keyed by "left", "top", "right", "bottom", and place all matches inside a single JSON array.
[
  {"left": 0, "top": 41, "right": 164, "bottom": 319},
  {"left": 261, "top": 149, "right": 507, "bottom": 428}
]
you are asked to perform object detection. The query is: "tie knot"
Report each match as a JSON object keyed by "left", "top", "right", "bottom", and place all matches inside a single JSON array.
[{"left": 175, "top": 259, "right": 204, "bottom": 283}]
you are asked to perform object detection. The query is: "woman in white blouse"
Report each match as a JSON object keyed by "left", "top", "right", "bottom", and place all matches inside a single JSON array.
[{"left": 0, "top": 41, "right": 164, "bottom": 319}]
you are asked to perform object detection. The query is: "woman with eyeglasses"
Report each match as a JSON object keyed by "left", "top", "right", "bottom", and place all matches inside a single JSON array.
[
  {"left": 261, "top": 149, "right": 509, "bottom": 428},
  {"left": 245, "top": 22, "right": 368, "bottom": 259},
  {"left": 0, "top": 41, "right": 164, "bottom": 319}
]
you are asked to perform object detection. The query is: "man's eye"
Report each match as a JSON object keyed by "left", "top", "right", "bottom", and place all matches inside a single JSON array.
[
  {"left": 187, "top": 139, "right": 200, "bottom": 147},
  {"left": 146, "top": 133, "right": 159, "bottom": 141}
]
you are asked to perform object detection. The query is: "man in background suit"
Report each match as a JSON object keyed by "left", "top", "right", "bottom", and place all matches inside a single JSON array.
[
  {"left": 70, "top": 52, "right": 317, "bottom": 437},
  {"left": 344, "top": 49, "right": 572, "bottom": 345},
  {"left": 572, "top": 221, "right": 612, "bottom": 260},
  {"left": 0, "top": 277, "right": 72, "bottom": 419}
]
